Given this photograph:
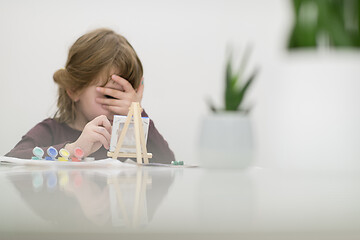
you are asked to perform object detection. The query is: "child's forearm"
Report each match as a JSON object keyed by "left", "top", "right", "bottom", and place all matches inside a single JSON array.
[
  {"left": 146, "top": 119, "right": 175, "bottom": 164},
  {"left": 141, "top": 110, "right": 175, "bottom": 164},
  {"left": 5, "top": 139, "right": 69, "bottom": 160}
]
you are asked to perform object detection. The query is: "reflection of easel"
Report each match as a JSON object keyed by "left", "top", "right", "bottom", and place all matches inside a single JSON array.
[
  {"left": 108, "top": 169, "right": 152, "bottom": 228},
  {"left": 107, "top": 102, "right": 152, "bottom": 164}
]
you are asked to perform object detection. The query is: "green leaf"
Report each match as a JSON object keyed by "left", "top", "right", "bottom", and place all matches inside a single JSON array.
[
  {"left": 236, "top": 45, "right": 252, "bottom": 83},
  {"left": 237, "top": 69, "right": 258, "bottom": 111},
  {"left": 211, "top": 46, "right": 258, "bottom": 112}
]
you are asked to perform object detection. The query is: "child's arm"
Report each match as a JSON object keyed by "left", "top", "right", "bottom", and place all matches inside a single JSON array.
[
  {"left": 65, "top": 115, "right": 112, "bottom": 158},
  {"left": 142, "top": 110, "right": 176, "bottom": 164},
  {"left": 6, "top": 117, "right": 112, "bottom": 160},
  {"left": 5, "top": 138, "right": 68, "bottom": 159},
  {"left": 5, "top": 119, "right": 73, "bottom": 159}
]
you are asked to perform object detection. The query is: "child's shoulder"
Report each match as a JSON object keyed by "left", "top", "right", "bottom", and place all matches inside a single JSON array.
[
  {"left": 37, "top": 118, "right": 63, "bottom": 127},
  {"left": 30, "top": 118, "right": 72, "bottom": 133}
]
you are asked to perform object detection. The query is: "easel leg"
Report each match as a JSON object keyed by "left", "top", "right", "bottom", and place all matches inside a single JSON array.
[{"left": 133, "top": 103, "right": 143, "bottom": 164}]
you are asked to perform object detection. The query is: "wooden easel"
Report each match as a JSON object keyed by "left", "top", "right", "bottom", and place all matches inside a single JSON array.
[{"left": 107, "top": 102, "right": 152, "bottom": 164}]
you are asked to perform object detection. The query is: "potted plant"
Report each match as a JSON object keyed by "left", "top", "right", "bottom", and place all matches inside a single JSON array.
[
  {"left": 198, "top": 47, "right": 258, "bottom": 168},
  {"left": 266, "top": 0, "right": 360, "bottom": 171},
  {"left": 287, "top": 0, "right": 360, "bottom": 49}
]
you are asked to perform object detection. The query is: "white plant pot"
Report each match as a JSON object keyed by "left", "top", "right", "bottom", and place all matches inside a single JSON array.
[
  {"left": 260, "top": 51, "right": 360, "bottom": 172},
  {"left": 198, "top": 112, "right": 253, "bottom": 168}
]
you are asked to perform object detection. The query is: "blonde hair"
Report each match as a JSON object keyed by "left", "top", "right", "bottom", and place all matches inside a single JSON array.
[{"left": 53, "top": 28, "right": 143, "bottom": 123}]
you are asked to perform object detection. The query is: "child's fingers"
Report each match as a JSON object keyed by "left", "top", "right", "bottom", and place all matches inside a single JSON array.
[
  {"left": 105, "top": 105, "right": 130, "bottom": 115},
  {"left": 95, "top": 97, "right": 119, "bottom": 106},
  {"left": 94, "top": 126, "right": 111, "bottom": 142},
  {"left": 87, "top": 125, "right": 111, "bottom": 150},
  {"left": 92, "top": 115, "right": 112, "bottom": 134},
  {"left": 93, "top": 126, "right": 111, "bottom": 149},
  {"left": 95, "top": 97, "right": 129, "bottom": 107},
  {"left": 96, "top": 87, "right": 126, "bottom": 100},
  {"left": 111, "top": 75, "right": 135, "bottom": 93},
  {"left": 96, "top": 98, "right": 134, "bottom": 115},
  {"left": 91, "top": 132, "right": 110, "bottom": 150}
]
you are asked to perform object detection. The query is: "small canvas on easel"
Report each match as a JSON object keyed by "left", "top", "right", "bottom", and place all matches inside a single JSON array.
[
  {"left": 107, "top": 102, "right": 152, "bottom": 164},
  {"left": 110, "top": 115, "right": 150, "bottom": 153}
]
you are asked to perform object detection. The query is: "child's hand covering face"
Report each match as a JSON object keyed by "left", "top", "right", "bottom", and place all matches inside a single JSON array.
[{"left": 95, "top": 75, "right": 144, "bottom": 116}]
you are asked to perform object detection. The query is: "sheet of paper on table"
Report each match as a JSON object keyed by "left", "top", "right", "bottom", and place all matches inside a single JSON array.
[
  {"left": 0, "top": 156, "right": 136, "bottom": 168},
  {"left": 0, "top": 156, "right": 196, "bottom": 168}
]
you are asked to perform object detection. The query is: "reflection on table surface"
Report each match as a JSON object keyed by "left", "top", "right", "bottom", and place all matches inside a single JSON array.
[
  {"left": 2, "top": 166, "right": 174, "bottom": 231},
  {"left": 1, "top": 164, "right": 360, "bottom": 239}
]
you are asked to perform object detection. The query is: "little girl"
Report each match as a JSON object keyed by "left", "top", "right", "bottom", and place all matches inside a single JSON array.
[{"left": 6, "top": 28, "right": 175, "bottom": 164}]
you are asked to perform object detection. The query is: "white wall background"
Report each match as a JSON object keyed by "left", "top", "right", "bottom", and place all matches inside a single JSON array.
[{"left": 1, "top": 0, "right": 360, "bottom": 171}]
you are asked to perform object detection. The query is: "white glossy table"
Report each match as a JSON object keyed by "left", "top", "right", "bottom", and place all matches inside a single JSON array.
[{"left": 1, "top": 159, "right": 360, "bottom": 240}]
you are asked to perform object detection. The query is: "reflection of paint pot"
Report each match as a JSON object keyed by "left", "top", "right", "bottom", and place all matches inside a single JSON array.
[
  {"left": 46, "top": 172, "right": 57, "bottom": 189},
  {"left": 59, "top": 171, "right": 69, "bottom": 188},
  {"left": 73, "top": 172, "right": 83, "bottom": 188},
  {"left": 32, "top": 172, "right": 43, "bottom": 190}
]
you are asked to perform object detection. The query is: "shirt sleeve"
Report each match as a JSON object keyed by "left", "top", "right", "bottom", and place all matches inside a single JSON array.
[
  {"left": 142, "top": 110, "right": 176, "bottom": 164},
  {"left": 5, "top": 120, "right": 69, "bottom": 159}
]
